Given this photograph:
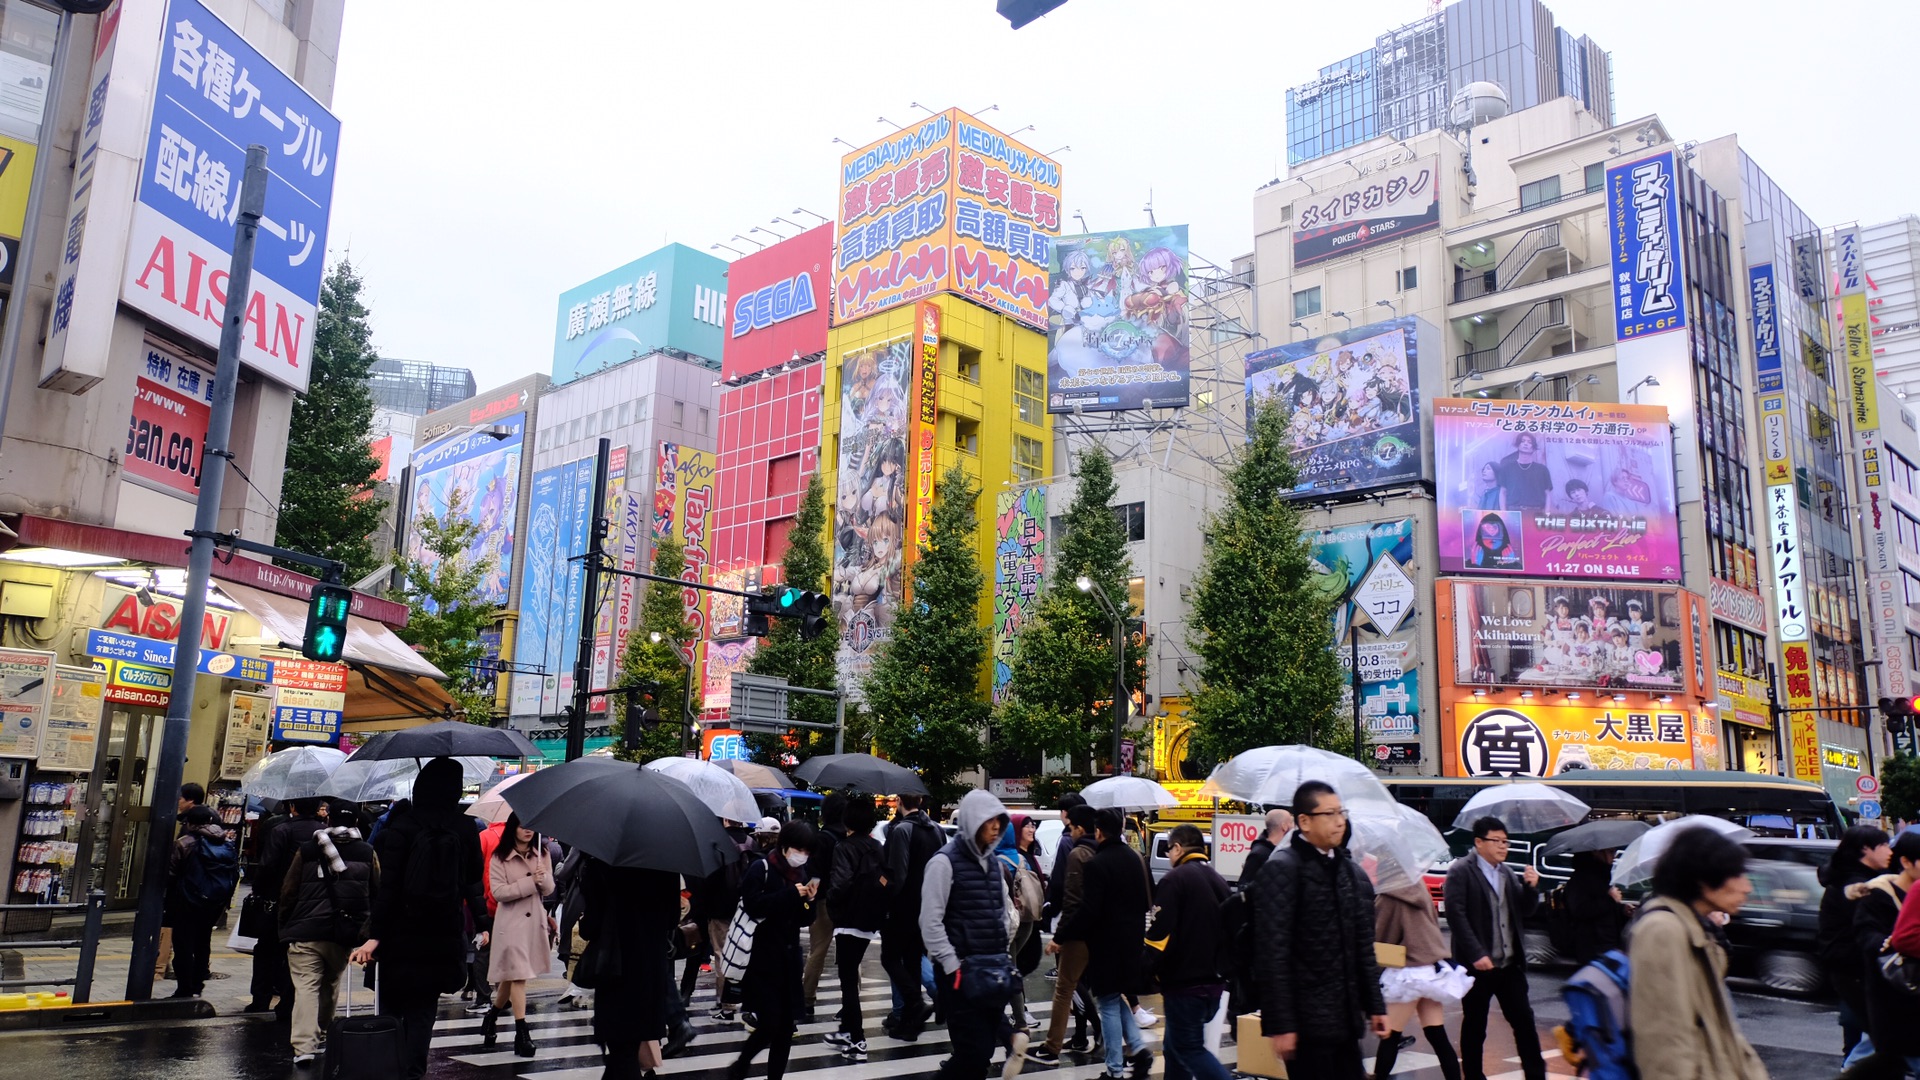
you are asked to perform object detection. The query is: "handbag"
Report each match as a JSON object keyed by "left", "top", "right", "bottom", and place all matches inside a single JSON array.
[
  {"left": 957, "top": 952, "right": 1020, "bottom": 1006},
  {"left": 1879, "top": 946, "right": 1920, "bottom": 996},
  {"left": 719, "top": 901, "right": 759, "bottom": 983},
  {"left": 237, "top": 893, "right": 272, "bottom": 939},
  {"left": 1375, "top": 942, "right": 1409, "bottom": 969},
  {"left": 570, "top": 935, "right": 622, "bottom": 990}
]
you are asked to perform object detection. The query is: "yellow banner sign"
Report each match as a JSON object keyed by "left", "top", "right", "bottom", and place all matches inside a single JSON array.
[
  {"left": 1845, "top": 292, "right": 1876, "bottom": 432},
  {"left": 1780, "top": 639, "right": 1821, "bottom": 783}
]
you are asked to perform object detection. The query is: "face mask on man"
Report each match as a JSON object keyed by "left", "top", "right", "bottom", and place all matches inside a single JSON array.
[{"left": 785, "top": 850, "right": 809, "bottom": 869}]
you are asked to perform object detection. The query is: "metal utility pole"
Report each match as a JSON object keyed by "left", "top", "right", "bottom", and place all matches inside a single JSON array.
[
  {"left": 126, "top": 146, "right": 267, "bottom": 1000},
  {"left": 1075, "top": 576, "right": 1127, "bottom": 776},
  {"left": 566, "top": 438, "right": 611, "bottom": 761}
]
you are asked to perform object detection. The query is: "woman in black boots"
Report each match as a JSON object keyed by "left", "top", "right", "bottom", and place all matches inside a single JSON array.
[
  {"left": 727, "top": 821, "right": 817, "bottom": 1080},
  {"left": 1372, "top": 880, "right": 1468, "bottom": 1080}
]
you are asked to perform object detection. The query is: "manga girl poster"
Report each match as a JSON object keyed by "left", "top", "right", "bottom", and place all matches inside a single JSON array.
[
  {"left": 1046, "top": 226, "right": 1191, "bottom": 412},
  {"left": 1245, "top": 318, "right": 1425, "bottom": 498},
  {"left": 406, "top": 413, "right": 525, "bottom": 608},
  {"left": 833, "top": 337, "right": 914, "bottom": 700}
]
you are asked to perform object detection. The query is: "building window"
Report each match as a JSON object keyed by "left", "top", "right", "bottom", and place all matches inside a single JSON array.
[
  {"left": 958, "top": 346, "right": 982, "bottom": 384},
  {"left": 567, "top": 418, "right": 582, "bottom": 443},
  {"left": 581, "top": 412, "right": 596, "bottom": 437},
  {"left": 1112, "top": 501, "right": 1145, "bottom": 543},
  {"left": 600, "top": 408, "right": 614, "bottom": 433},
  {"left": 672, "top": 400, "right": 685, "bottom": 424},
  {"left": 1014, "top": 367, "right": 1045, "bottom": 424},
  {"left": 634, "top": 397, "right": 651, "bottom": 423},
  {"left": 616, "top": 402, "right": 631, "bottom": 427},
  {"left": 1520, "top": 176, "right": 1562, "bottom": 211},
  {"left": 1396, "top": 266, "right": 1418, "bottom": 292},
  {"left": 697, "top": 408, "right": 710, "bottom": 435},
  {"left": 954, "top": 417, "right": 980, "bottom": 455},
  {"left": 767, "top": 454, "right": 802, "bottom": 499},
  {"left": 1013, "top": 435, "right": 1044, "bottom": 482},
  {"left": 1584, "top": 162, "right": 1604, "bottom": 193},
  {"left": 1292, "top": 286, "right": 1322, "bottom": 318}
]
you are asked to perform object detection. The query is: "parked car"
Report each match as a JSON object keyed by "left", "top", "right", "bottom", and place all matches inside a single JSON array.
[{"left": 1147, "top": 827, "right": 1211, "bottom": 884}]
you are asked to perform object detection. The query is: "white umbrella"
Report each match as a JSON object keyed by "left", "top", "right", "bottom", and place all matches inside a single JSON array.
[
  {"left": 240, "top": 746, "right": 347, "bottom": 801},
  {"left": 467, "top": 771, "right": 539, "bottom": 824},
  {"left": 322, "top": 755, "right": 496, "bottom": 803},
  {"left": 1079, "top": 775, "right": 1180, "bottom": 811},
  {"left": 1349, "top": 802, "right": 1453, "bottom": 896},
  {"left": 1451, "top": 782, "right": 1590, "bottom": 835},
  {"left": 644, "top": 756, "right": 762, "bottom": 824},
  {"left": 1611, "top": 815, "right": 1754, "bottom": 888},
  {"left": 1199, "top": 745, "right": 1397, "bottom": 814}
]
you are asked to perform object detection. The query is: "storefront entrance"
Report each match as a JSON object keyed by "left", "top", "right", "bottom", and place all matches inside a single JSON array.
[{"left": 85, "top": 705, "right": 166, "bottom": 911}]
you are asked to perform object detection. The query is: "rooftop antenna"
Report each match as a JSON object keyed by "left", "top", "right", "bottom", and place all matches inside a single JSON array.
[
  {"left": 1143, "top": 189, "right": 1156, "bottom": 227},
  {"left": 1449, "top": 81, "right": 1510, "bottom": 196}
]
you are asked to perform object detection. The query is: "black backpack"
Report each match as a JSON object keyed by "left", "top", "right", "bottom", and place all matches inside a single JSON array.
[{"left": 178, "top": 833, "right": 239, "bottom": 915}]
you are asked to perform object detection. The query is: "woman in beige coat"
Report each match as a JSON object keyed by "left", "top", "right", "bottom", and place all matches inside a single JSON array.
[
  {"left": 480, "top": 813, "right": 555, "bottom": 1058},
  {"left": 1629, "top": 826, "right": 1768, "bottom": 1080},
  {"left": 1372, "top": 883, "right": 1469, "bottom": 1080}
]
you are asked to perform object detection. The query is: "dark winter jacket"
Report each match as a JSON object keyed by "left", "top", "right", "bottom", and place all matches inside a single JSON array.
[
  {"left": 1146, "top": 850, "right": 1229, "bottom": 993},
  {"left": 1851, "top": 874, "right": 1919, "bottom": 1058},
  {"left": 581, "top": 859, "right": 681, "bottom": 1044},
  {"left": 1563, "top": 852, "right": 1630, "bottom": 963},
  {"left": 1240, "top": 836, "right": 1277, "bottom": 889},
  {"left": 1249, "top": 833, "right": 1385, "bottom": 1039},
  {"left": 884, "top": 811, "right": 944, "bottom": 918},
  {"left": 164, "top": 820, "right": 236, "bottom": 925},
  {"left": 693, "top": 829, "right": 757, "bottom": 925},
  {"left": 1444, "top": 852, "right": 1541, "bottom": 969},
  {"left": 1045, "top": 830, "right": 1080, "bottom": 910},
  {"left": 1818, "top": 858, "right": 1877, "bottom": 973},
  {"left": 365, "top": 762, "right": 490, "bottom": 999},
  {"left": 278, "top": 826, "right": 379, "bottom": 945},
  {"left": 258, "top": 815, "right": 325, "bottom": 929},
  {"left": 827, "top": 830, "right": 888, "bottom": 933},
  {"left": 739, "top": 849, "right": 814, "bottom": 1026},
  {"left": 920, "top": 790, "right": 1014, "bottom": 976},
  {"left": 1058, "top": 835, "right": 1153, "bottom": 996}
]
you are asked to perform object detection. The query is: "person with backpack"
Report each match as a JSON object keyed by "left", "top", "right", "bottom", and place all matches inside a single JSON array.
[
  {"left": 1058, "top": 808, "right": 1155, "bottom": 1080},
  {"left": 1031, "top": 803, "right": 1100, "bottom": 1066},
  {"left": 256, "top": 798, "right": 328, "bottom": 1020},
  {"left": 1627, "top": 824, "right": 1768, "bottom": 1080},
  {"left": 726, "top": 820, "right": 818, "bottom": 1080},
  {"left": 1443, "top": 816, "right": 1547, "bottom": 1080},
  {"left": 1145, "top": 823, "right": 1230, "bottom": 1080},
  {"left": 1240, "top": 809, "right": 1293, "bottom": 889},
  {"left": 1816, "top": 825, "right": 1891, "bottom": 1058},
  {"left": 882, "top": 791, "right": 945, "bottom": 1041},
  {"left": 479, "top": 812, "right": 555, "bottom": 1057},
  {"left": 996, "top": 815, "right": 1046, "bottom": 1032},
  {"left": 1249, "top": 781, "right": 1388, "bottom": 1079},
  {"left": 277, "top": 805, "right": 378, "bottom": 1065},
  {"left": 576, "top": 854, "right": 682, "bottom": 1080},
  {"left": 919, "top": 788, "right": 1023, "bottom": 1080},
  {"left": 164, "top": 804, "right": 239, "bottom": 999},
  {"left": 1371, "top": 876, "right": 1466, "bottom": 1080},
  {"left": 802, "top": 794, "right": 848, "bottom": 1022},
  {"left": 350, "top": 757, "right": 491, "bottom": 1080},
  {"left": 824, "top": 797, "right": 889, "bottom": 1063},
  {"left": 1560, "top": 849, "right": 1631, "bottom": 964}
]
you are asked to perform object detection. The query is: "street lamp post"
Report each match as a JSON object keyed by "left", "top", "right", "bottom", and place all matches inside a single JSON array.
[{"left": 1076, "top": 576, "right": 1128, "bottom": 776}]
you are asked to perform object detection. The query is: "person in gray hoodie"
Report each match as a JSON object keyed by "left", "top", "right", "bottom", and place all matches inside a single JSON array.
[{"left": 921, "top": 789, "right": 1024, "bottom": 1080}]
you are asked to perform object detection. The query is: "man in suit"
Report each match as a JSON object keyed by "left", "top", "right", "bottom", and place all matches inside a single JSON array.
[{"left": 1443, "top": 816, "right": 1547, "bottom": 1080}]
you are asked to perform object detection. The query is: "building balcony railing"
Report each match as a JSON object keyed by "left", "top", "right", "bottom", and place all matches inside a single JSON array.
[
  {"left": 1455, "top": 298, "right": 1569, "bottom": 375},
  {"left": 1453, "top": 223, "right": 1564, "bottom": 303}
]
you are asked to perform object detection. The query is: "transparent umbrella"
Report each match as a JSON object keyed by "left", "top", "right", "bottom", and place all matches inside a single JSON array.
[
  {"left": 1079, "top": 775, "right": 1179, "bottom": 811},
  {"left": 644, "top": 757, "right": 762, "bottom": 824},
  {"left": 1611, "top": 815, "right": 1754, "bottom": 888},
  {"left": 239, "top": 746, "right": 347, "bottom": 801},
  {"left": 1349, "top": 802, "right": 1452, "bottom": 896},
  {"left": 321, "top": 755, "right": 495, "bottom": 803},
  {"left": 1451, "top": 783, "right": 1590, "bottom": 835},
  {"left": 1199, "top": 745, "right": 1396, "bottom": 814}
]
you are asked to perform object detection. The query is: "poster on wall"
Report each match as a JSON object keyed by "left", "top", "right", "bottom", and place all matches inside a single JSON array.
[
  {"left": 993, "top": 487, "right": 1047, "bottom": 702},
  {"left": 510, "top": 456, "right": 595, "bottom": 716},
  {"left": 219, "top": 690, "right": 272, "bottom": 781},
  {"left": 833, "top": 337, "right": 914, "bottom": 700},
  {"left": 1308, "top": 519, "right": 1420, "bottom": 740},
  {"left": 1245, "top": 317, "right": 1426, "bottom": 498},
  {"left": 1045, "top": 226, "right": 1191, "bottom": 412},
  {"left": 655, "top": 442, "right": 717, "bottom": 665},
  {"left": 38, "top": 666, "right": 106, "bottom": 772},
  {"left": 1434, "top": 398, "right": 1680, "bottom": 580},
  {"left": 1446, "top": 581, "right": 1697, "bottom": 694},
  {"left": 408, "top": 413, "right": 525, "bottom": 607},
  {"left": 703, "top": 638, "right": 758, "bottom": 710},
  {"left": 1453, "top": 701, "right": 1696, "bottom": 777},
  {"left": 0, "top": 647, "right": 54, "bottom": 759}
]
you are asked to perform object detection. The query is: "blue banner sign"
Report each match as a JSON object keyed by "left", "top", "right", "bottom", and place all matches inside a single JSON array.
[
  {"left": 85, "top": 628, "right": 275, "bottom": 682},
  {"left": 1607, "top": 151, "right": 1688, "bottom": 341}
]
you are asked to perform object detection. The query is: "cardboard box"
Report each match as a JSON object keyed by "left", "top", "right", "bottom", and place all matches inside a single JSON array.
[{"left": 1236, "top": 1012, "right": 1288, "bottom": 1079}]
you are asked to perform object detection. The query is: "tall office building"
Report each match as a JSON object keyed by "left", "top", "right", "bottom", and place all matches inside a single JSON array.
[{"left": 1286, "top": 0, "right": 1612, "bottom": 167}]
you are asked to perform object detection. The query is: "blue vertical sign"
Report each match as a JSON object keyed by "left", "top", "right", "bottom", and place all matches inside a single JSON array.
[
  {"left": 554, "top": 458, "right": 597, "bottom": 711},
  {"left": 1607, "top": 151, "right": 1688, "bottom": 341},
  {"left": 1750, "top": 263, "right": 1782, "bottom": 393},
  {"left": 121, "top": 0, "right": 340, "bottom": 392},
  {"left": 512, "top": 465, "right": 566, "bottom": 714}
]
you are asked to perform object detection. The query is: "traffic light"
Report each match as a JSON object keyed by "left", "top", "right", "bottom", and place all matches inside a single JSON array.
[
  {"left": 776, "top": 587, "right": 831, "bottom": 641},
  {"left": 1881, "top": 696, "right": 1920, "bottom": 736},
  {"left": 302, "top": 582, "right": 351, "bottom": 662},
  {"left": 744, "top": 590, "right": 780, "bottom": 637},
  {"left": 621, "top": 685, "right": 661, "bottom": 753}
]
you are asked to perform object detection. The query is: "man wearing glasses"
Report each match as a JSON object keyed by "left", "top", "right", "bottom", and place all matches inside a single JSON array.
[{"left": 1443, "top": 817, "right": 1547, "bottom": 1080}]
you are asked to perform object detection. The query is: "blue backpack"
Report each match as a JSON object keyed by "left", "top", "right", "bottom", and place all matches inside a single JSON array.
[
  {"left": 177, "top": 834, "right": 240, "bottom": 915},
  {"left": 1555, "top": 949, "right": 1637, "bottom": 1080}
]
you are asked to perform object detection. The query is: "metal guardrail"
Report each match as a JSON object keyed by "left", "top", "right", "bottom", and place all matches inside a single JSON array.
[
  {"left": 0, "top": 890, "right": 105, "bottom": 1003},
  {"left": 1454, "top": 222, "right": 1564, "bottom": 303}
]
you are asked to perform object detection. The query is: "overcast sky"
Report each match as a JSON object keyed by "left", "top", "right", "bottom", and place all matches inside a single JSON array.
[{"left": 326, "top": 0, "right": 1918, "bottom": 392}]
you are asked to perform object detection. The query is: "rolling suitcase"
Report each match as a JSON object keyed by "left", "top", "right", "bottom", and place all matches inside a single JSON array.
[{"left": 325, "top": 964, "right": 405, "bottom": 1079}]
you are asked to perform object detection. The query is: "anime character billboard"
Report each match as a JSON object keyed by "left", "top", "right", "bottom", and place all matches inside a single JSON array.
[
  {"left": 1047, "top": 226, "right": 1191, "bottom": 412},
  {"left": 1434, "top": 398, "right": 1680, "bottom": 581},
  {"left": 1245, "top": 318, "right": 1425, "bottom": 497},
  {"left": 833, "top": 337, "right": 914, "bottom": 701},
  {"left": 1444, "top": 580, "right": 1703, "bottom": 695},
  {"left": 406, "top": 413, "right": 524, "bottom": 608}
]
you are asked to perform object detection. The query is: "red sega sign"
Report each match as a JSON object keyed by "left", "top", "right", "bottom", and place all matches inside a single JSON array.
[{"left": 721, "top": 224, "right": 833, "bottom": 382}]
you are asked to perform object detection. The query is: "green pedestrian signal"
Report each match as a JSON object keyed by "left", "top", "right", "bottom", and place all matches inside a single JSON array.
[{"left": 303, "top": 583, "right": 352, "bottom": 662}]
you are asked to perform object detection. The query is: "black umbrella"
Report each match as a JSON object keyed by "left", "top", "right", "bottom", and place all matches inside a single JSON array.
[
  {"left": 353, "top": 720, "right": 538, "bottom": 761},
  {"left": 792, "top": 753, "right": 928, "bottom": 796},
  {"left": 1540, "top": 818, "right": 1651, "bottom": 858},
  {"left": 500, "top": 757, "right": 738, "bottom": 877}
]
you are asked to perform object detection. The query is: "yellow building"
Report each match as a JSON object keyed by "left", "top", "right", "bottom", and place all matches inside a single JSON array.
[{"left": 822, "top": 295, "right": 1052, "bottom": 696}]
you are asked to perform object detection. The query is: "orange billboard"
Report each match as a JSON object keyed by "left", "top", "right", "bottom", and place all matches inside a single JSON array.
[
  {"left": 835, "top": 108, "right": 1062, "bottom": 329},
  {"left": 1450, "top": 699, "right": 1704, "bottom": 777}
]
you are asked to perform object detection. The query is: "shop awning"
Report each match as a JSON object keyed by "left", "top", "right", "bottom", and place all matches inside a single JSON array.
[{"left": 218, "top": 582, "right": 456, "bottom": 726}]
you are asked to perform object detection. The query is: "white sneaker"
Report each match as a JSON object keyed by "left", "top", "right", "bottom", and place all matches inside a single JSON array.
[
  {"left": 1132, "top": 1005, "right": 1158, "bottom": 1028},
  {"left": 292, "top": 1052, "right": 316, "bottom": 1066}
]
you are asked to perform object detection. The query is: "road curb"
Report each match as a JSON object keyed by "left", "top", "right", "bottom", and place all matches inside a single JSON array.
[{"left": 0, "top": 996, "right": 215, "bottom": 1031}]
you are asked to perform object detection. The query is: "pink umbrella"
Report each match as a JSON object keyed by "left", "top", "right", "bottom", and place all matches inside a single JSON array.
[{"left": 467, "top": 771, "right": 537, "bottom": 824}]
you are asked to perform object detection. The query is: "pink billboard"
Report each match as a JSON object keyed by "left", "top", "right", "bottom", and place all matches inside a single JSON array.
[{"left": 1435, "top": 398, "right": 1680, "bottom": 581}]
